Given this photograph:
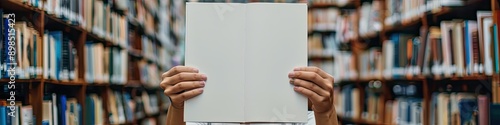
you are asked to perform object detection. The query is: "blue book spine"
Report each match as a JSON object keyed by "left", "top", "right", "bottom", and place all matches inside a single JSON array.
[
  {"left": 3, "top": 18, "right": 10, "bottom": 78},
  {"left": 0, "top": 9, "right": 3, "bottom": 79},
  {"left": 78, "top": 104, "right": 82, "bottom": 125},
  {"left": 494, "top": 25, "right": 499, "bottom": 74},
  {"left": 391, "top": 34, "right": 402, "bottom": 78},
  {"left": 0, "top": 106, "right": 6, "bottom": 125},
  {"left": 59, "top": 95, "right": 67, "bottom": 125},
  {"left": 458, "top": 99, "right": 478, "bottom": 125},
  {"left": 465, "top": 21, "right": 471, "bottom": 74},
  {"left": 490, "top": 104, "right": 500, "bottom": 124},
  {"left": 85, "top": 96, "right": 95, "bottom": 125},
  {"left": 50, "top": 31, "right": 62, "bottom": 80}
]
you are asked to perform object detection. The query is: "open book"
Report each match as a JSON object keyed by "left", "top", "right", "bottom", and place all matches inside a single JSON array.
[{"left": 184, "top": 2, "right": 308, "bottom": 123}]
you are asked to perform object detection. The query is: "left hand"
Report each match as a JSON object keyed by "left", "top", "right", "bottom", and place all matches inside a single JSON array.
[{"left": 288, "top": 66, "right": 334, "bottom": 114}]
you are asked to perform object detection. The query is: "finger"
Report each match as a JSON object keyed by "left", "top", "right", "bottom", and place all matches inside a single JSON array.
[
  {"left": 165, "top": 73, "right": 207, "bottom": 85},
  {"left": 165, "top": 81, "right": 206, "bottom": 95},
  {"left": 294, "top": 67, "right": 333, "bottom": 81},
  {"left": 162, "top": 66, "right": 199, "bottom": 79},
  {"left": 290, "top": 78, "right": 329, "bottom": 97},
  {"left": 294, "top": 86, "right": 324, "bottom": 104},
  {"left": 169, "top": 88, "right": 204, "bottom": 102},
  {"left": 160, "top": 78, "right": 170, "bottom": 90},
  {"left": 288, "top": 71, "right": 329, "bottom": 89}
]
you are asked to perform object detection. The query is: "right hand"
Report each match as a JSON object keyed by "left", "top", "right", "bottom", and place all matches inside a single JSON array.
[{"left": 161, "top": 66, "right": 207, "bottom": 109}]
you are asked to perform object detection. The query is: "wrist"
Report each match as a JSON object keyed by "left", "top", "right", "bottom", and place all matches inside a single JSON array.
[
  {"left": 314, "top": 107, "right": 333, "bottom": 118},
  {"left": 171, "top": 102, "right": 185, "bottom": 110}
]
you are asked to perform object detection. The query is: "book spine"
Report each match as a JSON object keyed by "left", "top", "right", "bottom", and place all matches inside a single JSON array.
[
  {"left": 32, "top": 32, "right": 37, "bottom": 78},
  {"left": 0, "top": 9, "right": 3, "bottom": 78},
  {"left": 478, "top": 95, "right": 489, "bottom": 125},
  {"left": 0, "top": 106, "right": 6, "bottom": 125},
  {"left": 472, "top": 29, "right": 480, "bottom": 74},
  {"left": 465, "top": 21, "right": 471, "bottom": 75},
  {"left": 3, "top": 18, "right": 10, "bottom": 78},
  {"left": 494, "top": 25, "right": 499, "bottom": 74},
  {"left": 59, "top": 95, "right": 67, "bottom": 125},
  {"left": 61, "top": 36, "right": 69, "bottom": 81},
  {"left": 69, "top": 40, "right": 75, "bottom": 81}
]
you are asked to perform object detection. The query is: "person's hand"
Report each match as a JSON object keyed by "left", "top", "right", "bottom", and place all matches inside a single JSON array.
[
  {"left": 161, "top": 66, "right": 207, "bottom": 109},
  {"left": 288, "top": 66, "right": 334, "bottom": 114}
]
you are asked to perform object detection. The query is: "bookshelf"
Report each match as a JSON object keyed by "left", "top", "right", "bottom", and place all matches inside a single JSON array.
[
  {"left": 2, "top": 0, "right": 500, "bottom": 125},
  {"left": 309, "top": 0, "right": 500, "bottom": 125},
  {"left": 0, "top": 0, "right": 177, "bottom": 125}
]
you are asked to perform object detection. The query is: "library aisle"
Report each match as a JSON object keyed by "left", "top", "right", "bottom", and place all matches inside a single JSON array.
[{"left": 1, "top": 0, "right": 500, "bottom": 125}]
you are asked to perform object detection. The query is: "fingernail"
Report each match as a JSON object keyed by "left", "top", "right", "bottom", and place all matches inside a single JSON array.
[
  {"left": 289, "top": 78, "right": 294, "bottom": 84},
  {"left": 294, "top": 86, "right": 299, "bottom": 91},
  {"left": 288, "top": 72, "right": 295, "bottom": 77},
  {"left": 201, "top": 74, "right": 207, "bottom": 80},
  {"left": 200, "top": 81, "right": 205, "bottom": 87},
  {"left": 199, "top": 88, "right": 204, "bottom": 92},
  {"left": 193, "top": 68, "right": 199, "bottom": 72}
]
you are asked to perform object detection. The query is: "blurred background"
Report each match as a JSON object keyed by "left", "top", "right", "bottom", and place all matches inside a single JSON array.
[{"left": 0, "top": 0, "right": 500, "bottom": 125}]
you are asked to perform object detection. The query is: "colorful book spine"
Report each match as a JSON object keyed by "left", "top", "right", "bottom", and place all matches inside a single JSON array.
[
  {"left": 59, "top": 95, "right": 67, "bottom": 125},
  {"left": 0, "top": 106, "right": 6, "bottom": 125},
  {"left": 494, "top": 24, "right": 499, "bottom": 73}
]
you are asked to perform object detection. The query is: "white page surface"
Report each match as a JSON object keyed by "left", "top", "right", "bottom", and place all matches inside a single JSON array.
[
  {"left": 244, "top": 3, "right": 308, "bottom": 123},
  {"left": 184, "top": 3, "right": 246, "bottom": 122},
  {"left": 185, "top": 2, "right": 308, "bottom": 123}
]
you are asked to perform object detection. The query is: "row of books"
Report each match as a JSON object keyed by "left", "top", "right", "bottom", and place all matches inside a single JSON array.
[
  {"left": 1, "top": 21, "right": 166, "bottom": 86},
  {"left": 84, "top": 94, "right": 105, "bottom": 125},
  {"left": 358, "top": 1, "right": 382, "bottom": 37},
  {"left": 384, "top": 97, "right": 423, "bottom": 125},
  {"left": 127, "top": 0, "right": 177, "bottom": 48},
  {"left": 0, "top": 101, "right": 33, "bottom": 125},
  {"left": 84, "top": 42, "right": 128, "bottom": 84},
  {"left": 345, "top": 11, "right": 500, "bottom": 81},
  {"left": 43, "top": 31, "right": 78, "bottom": 81},
  {"left": 308, "top": 33, "right": 337, "bottom": 58},
  {"left": 308, "top": 8, "right": 339, "bottom": 31},
  {"left": 0, "top": 19, "right": 44, "bottom": 79},
  {"left": 138, "top": 61, "right": 161, "bottom": 87},
  {"left": 20, "top": 0, "right": 175, "bottom": 50},
  {"left": 0, "top": 19, "right": 81, "bottom": 81},
  {"left": 429, "top": 93, "right": 489, "bottom": 125},
  {"left": 333, "top": 84, "right": 361, "bottom": 119},
  {"left": 335, "top": 84, "right": 500, "bottom": 124},
  {"left": 335, "top": 10, "right": 357, "bottom": 43},
  {"left": 384, "top": 16, "right": 497, "bottom": 78},
  {"left": 385, "top": 0, "right": 467, "bottom": 26},
  {"left": 362, "top": 81, "right": 384, "bottom": 122},
  {"left": 42, "top": 93, "right": 82, "bottom": 125},
  {"left": 86, "top": 91, "right": 169, "bottom": 125},
  {"left": 106, "top": 91, "right": 133, "bottom": 124},
  {"left": 28, "top": 0, "right": 131, "bottom": 46},
  {"left": 330, "top": 52, "right": 357, "bottom": 82}
]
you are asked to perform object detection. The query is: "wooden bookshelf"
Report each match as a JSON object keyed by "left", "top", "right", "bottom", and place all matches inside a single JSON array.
[
  {"left": 310, "top": 0, "right": 500, "bottom": 124},
  {"left": 0, "top": 0, "right": 174, "bottom": 124}
]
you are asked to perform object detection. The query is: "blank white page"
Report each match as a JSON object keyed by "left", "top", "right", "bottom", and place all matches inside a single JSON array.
[
  {"left": 184, "top": 3, "right": 246, "bottom": 122},
  {"left": 244, "top": 3, "right": 308, "bottom": 123}
]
